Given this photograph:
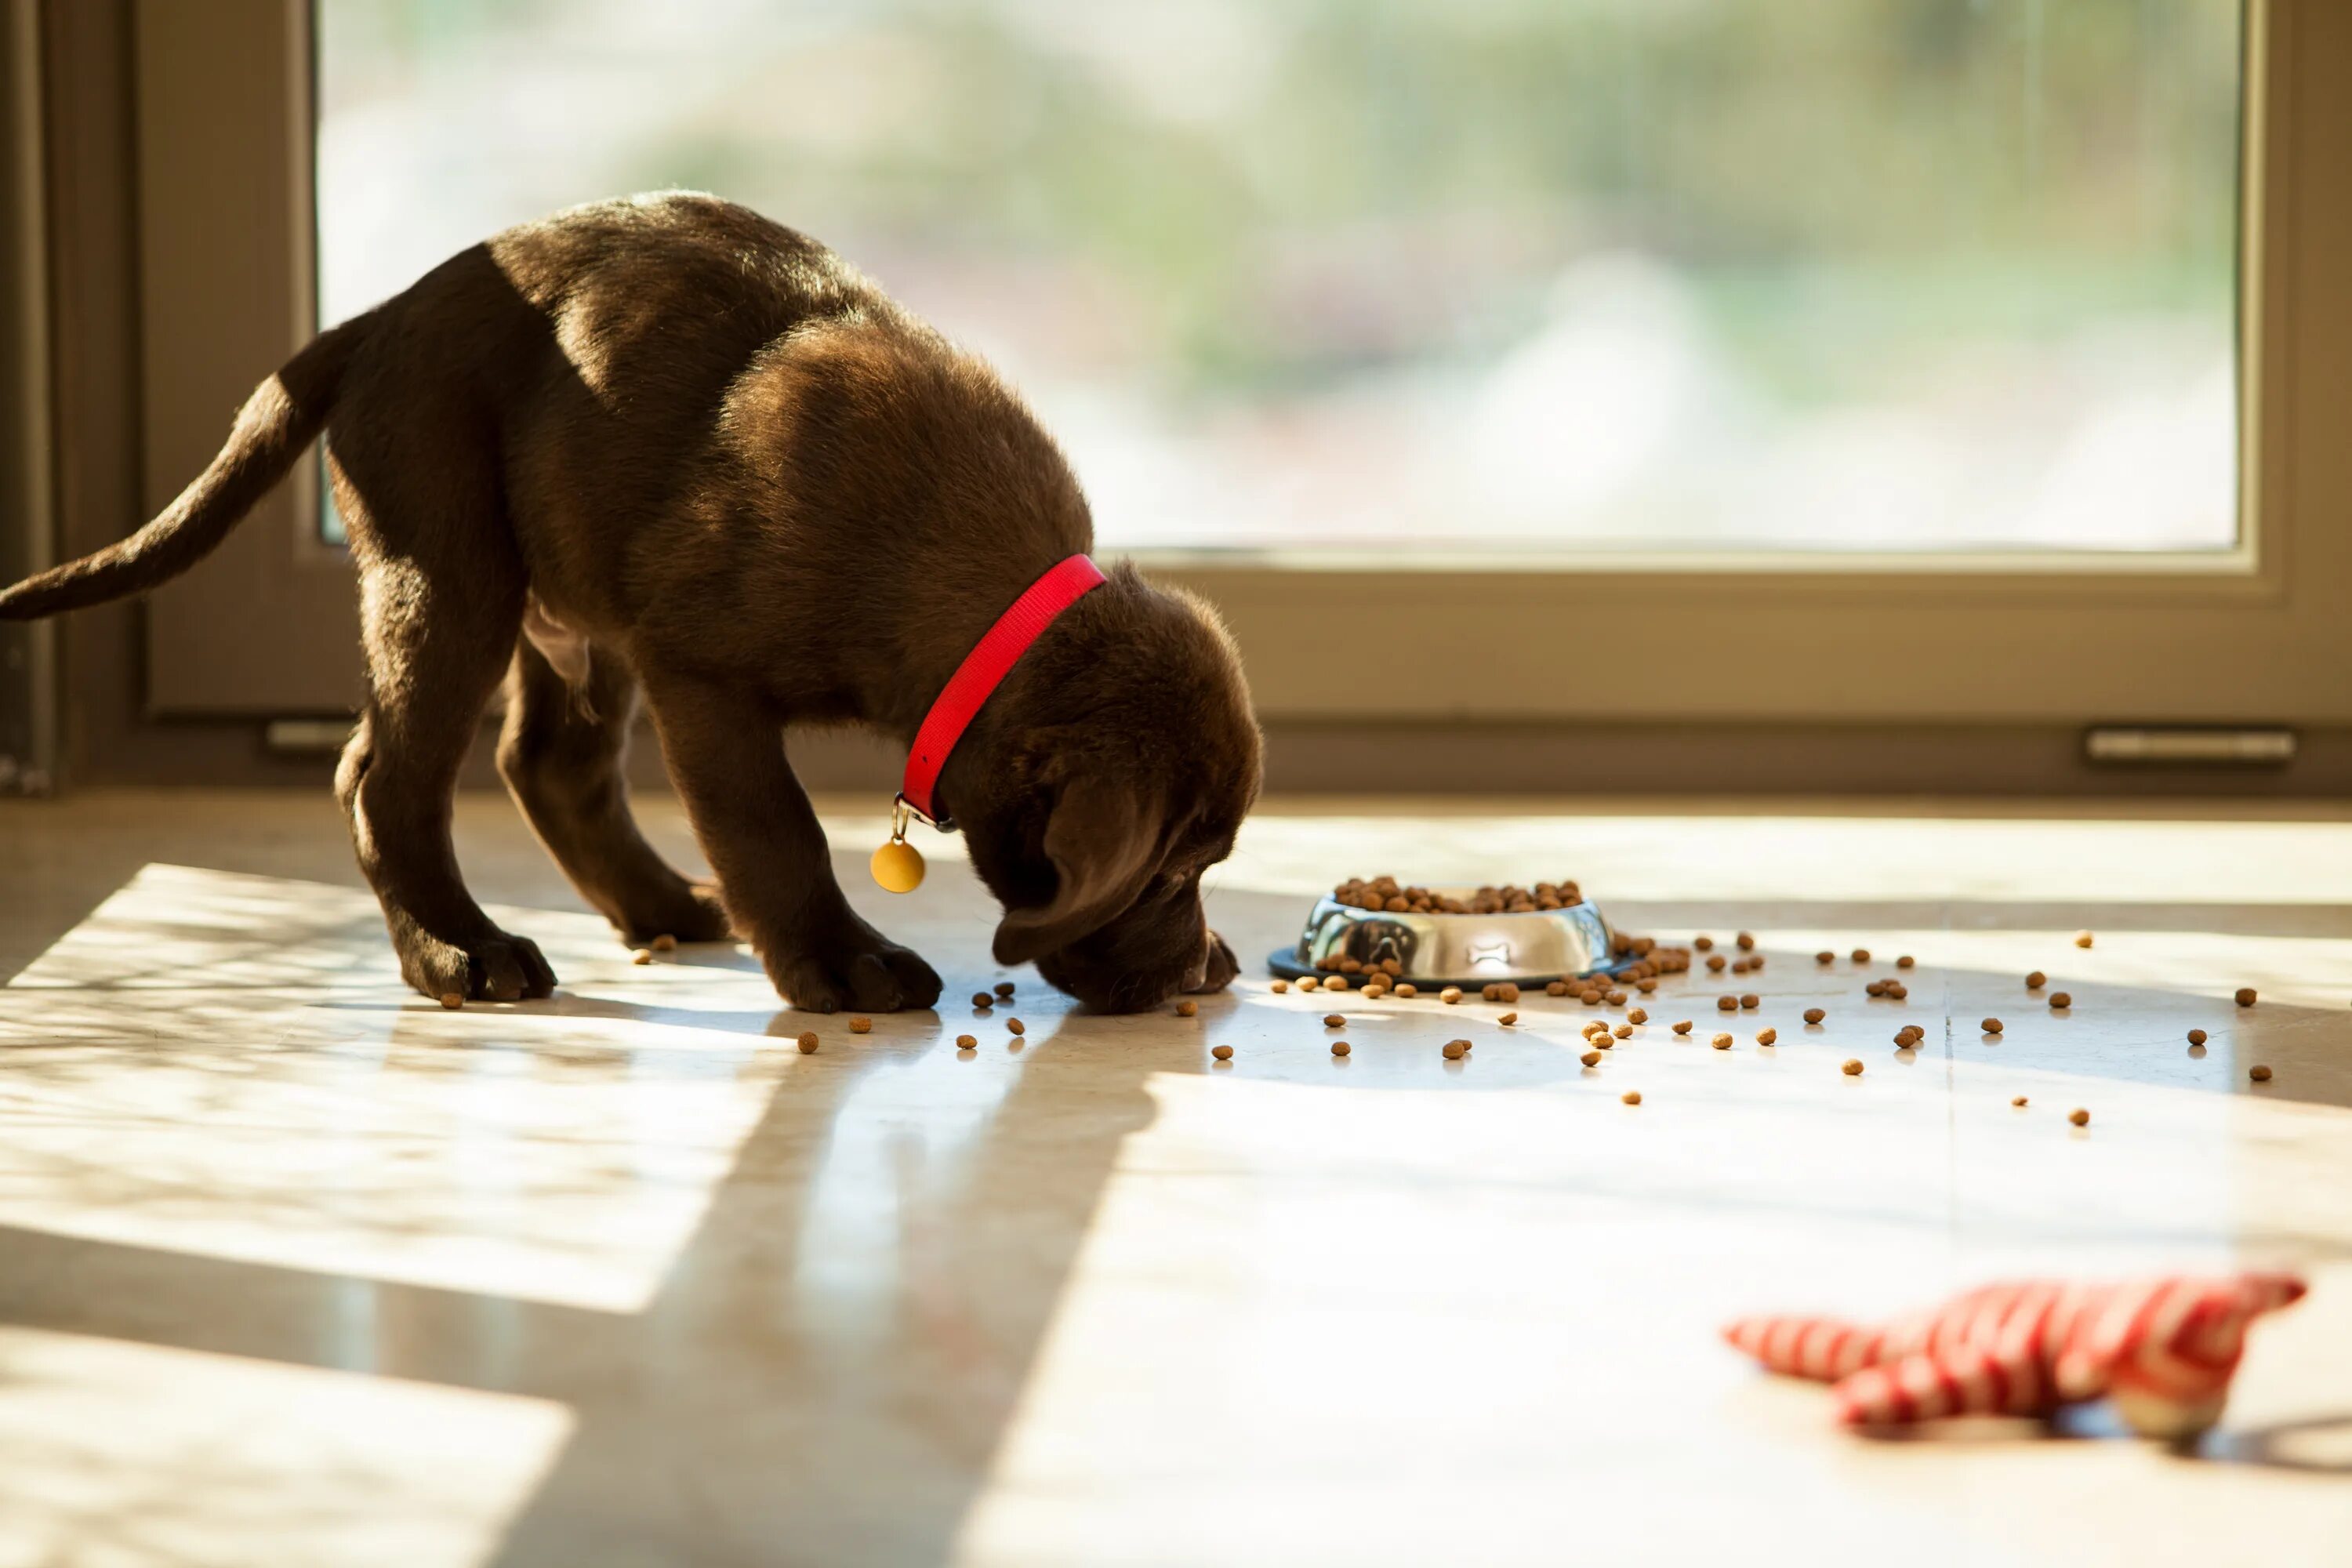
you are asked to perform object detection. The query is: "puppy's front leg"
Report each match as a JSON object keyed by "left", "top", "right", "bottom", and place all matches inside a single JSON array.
[{"left": 642, "top": 671, "right": 942, "bottom": 1013}]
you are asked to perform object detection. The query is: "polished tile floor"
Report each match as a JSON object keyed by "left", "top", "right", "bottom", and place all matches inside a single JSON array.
[{"left": 2, "top": 791, "right": 2350, "bottom": 1566}]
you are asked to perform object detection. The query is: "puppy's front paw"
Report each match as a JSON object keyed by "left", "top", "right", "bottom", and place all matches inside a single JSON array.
[
  {"left": 767, "top": 926, "right": 942, "bottom": 1014},
  {"left": 1184, "top": 929, "right": 1240, "bottom": 994},
  {"left": 395, "top": 924, "right": 558, "bottom": 1002}
]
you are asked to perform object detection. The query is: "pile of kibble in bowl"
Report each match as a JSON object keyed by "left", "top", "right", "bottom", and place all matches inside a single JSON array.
[{"left": 1330, "top": 876, "right": 1584, "bottom": 914}]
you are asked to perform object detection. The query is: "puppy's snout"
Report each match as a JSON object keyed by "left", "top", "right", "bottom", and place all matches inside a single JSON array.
[{"left": 1184, "top": 929, "right": 1239, "bottom": 995}]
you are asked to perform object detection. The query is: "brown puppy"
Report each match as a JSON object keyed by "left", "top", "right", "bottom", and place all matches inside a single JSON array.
[{"left": 1, "top": 194, "right": 1260, "bottom": 1014}]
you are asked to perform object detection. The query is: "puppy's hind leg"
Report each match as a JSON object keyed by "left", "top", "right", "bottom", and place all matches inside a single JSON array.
[
  {"left": 331, "top": 458, "right": 555, "bottom": 1002},
  {"left": 497, "top": 632, "right": 731, "bottom": 946}
]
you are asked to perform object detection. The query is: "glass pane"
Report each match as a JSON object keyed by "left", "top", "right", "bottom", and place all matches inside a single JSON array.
[{"left": 317, "top": 1, "right": 2241, "bottom": 557}]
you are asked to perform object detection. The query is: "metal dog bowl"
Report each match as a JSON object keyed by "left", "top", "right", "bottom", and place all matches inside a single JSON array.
[{"left": 1266, "top": 895, "right": 1630, "bottom": 989}]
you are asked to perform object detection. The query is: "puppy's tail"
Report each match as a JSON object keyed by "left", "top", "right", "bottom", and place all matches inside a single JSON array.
[{"left": 0, "top": 315, "right": 368, "bottom": 620}]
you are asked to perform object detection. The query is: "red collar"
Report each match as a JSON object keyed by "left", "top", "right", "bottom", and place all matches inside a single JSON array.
[{"left": 899, "top": 554, "right": 1105, "bottom": 827}]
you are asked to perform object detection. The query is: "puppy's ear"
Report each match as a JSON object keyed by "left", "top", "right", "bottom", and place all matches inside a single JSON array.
[{"left": 993, "top": 773, "right": 1165, "bottom": 965}]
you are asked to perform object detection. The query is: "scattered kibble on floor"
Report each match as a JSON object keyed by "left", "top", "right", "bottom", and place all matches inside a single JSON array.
[
  {"left": 1982, "top": 1018, "right": 2004, "bottom": 1034},
  {"left": 1395, "top": 983, "right": 1418, "bottom": 997},
  {"left": 2250, "top": 1065, "right": 2273, "bottom": 1082},
  {"left": 1005, "top": 1018, "right": 1025, "bottom": 1036},
  {"left": 1802, "top": 1008, "right": 1826, "bottom": 1025},
  {"left": 1711, "top": 1033, "right": 1733, "bottom": 1051},
  {"left": 1442, "top": 987, "right": 1463, "bottom": 1004},
  {"left": 1896, "top": 955, "right": 1915, "bottom": 969},
  {"left": 1324, "top": 976, "right": 1349, "bottom": 993},
  {"left": 1212, "top": 1044, "right": 1233, "bottom": 1062},
  {"left": 797, "top": 1032, "right": 819, "bottom": 1054},
  {"left": 1756, "top": 1028, "right": 1777, "bottom": 1045},
  {"left": 1271, "top": 979, "right": 1290, "bottom": 993},
  {"left": 652, "top": 934, "right": 677, "bottom": 953},
  {"left": 631, "top": 949, "right": 652, "bottom": 966},
  {"left": 438, "top": 993, "right": 463, "bottom": 1011},
  {"left": 1498, "top": 1011, "right": 1519, "bottom": 1025},
  {"left": 1717, "top": 996, "right": 1737, "bottom": 1011},
  {"left": 851, "top": 1017, "right": 874, "bottom": 1034},
  {"left": 2026, "top": 971, "right": 2047, "bottom": 989},
  {"left": 1672, "top": 1021, "right": 1693, "bottom": 1035},
  {"left": 2049, "top": 992, "right": 2072, "bottom": 1009},
  {"left": 995, "top": 982, "right": 1016, "bottom": 998},
  {"left": 2075, "top": 931, "right": 2095, "bottom": 949},
  {"left": 1581, "top": 1050, "right": 1602, "bottom": 1066},
  {"left": 1331, "top": 1040, "right": 1350, "bottom": 1058},
  {"left": 2069, "top": 1108, "right": 2091, "bottom": 1126},
  {"left": 2187, "top": 1028, "right": 2209, "bottom": 1045},
  {"left": 1628, "top": 1007, "right": 1648, "bottom": 1024},
  {"left": 2235, "top": 987, "right": 2258, "bottom": 1007},
  {"left": 1816, "top": 950, "right": 1835, "bottom": 965},
  {"left": 1842, "top": 1059, "right": 1864, "bottom": 1076},
  {"left": 1323, "top": 1013, "right": 1346, "bottom": 1029},
  {"left": 2012, "top": 1095, "right": 2029, "bottom": 1107},
  {"left": 1176, "top": 1000, "right": 1198, "bottom": 1017},
  {"left": 1443, "top": 1040, "right": 1467, "bottom": 1061},
  {"left": 971, "top": 992, "right": 994, "bottom": 1008},
  {"left": 1736, "top": 931, "right": 1755, "bottom": 950},
  {"left": 1695, "top": 935, "right": 1715, "bottom": 951},
  {"left": 1739, "top": 993, "right": 1759, "bottom": 1010},
  {"left": 1621, "top": 1090, "right": 1642, "bottom": 1105},
  {"left": 955, "top": 1034, "right": 977, "bottom": 1049},
  {"left": 1852, "top": 949, "right": 1871, "bottom": 964}
]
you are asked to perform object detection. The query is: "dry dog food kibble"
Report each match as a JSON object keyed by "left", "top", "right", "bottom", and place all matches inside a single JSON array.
[
  {"left": 1981, "top": 1018, "right": 2004, "bottom": 1034},
  {"left": 1627, "top": 1007, "right": 1648, "bottom": 1025},
  {"left": 1756, "top": 1028, "right": 1777, "bottom": 1045},
  {"left": 1896, "top": 954, "right": 1915, "bottom": 969},
  {"left": 1581, "top": 1049, "right": 1602, "bottom": 1067},
  {"left": 1695, "top": 935, "right": 1715, "bottom": 951},
  {"left": 1737, "top": 931, "right": 1755, "bottom": 950},
  {"left": 1443, "top": 1040, "right": 1467, "bottom": 1061},
  {"left": 1621, "top": 1090, "right": 1642, "bottom": 1105},
  {"left": 1323, "top": 975, "right": 1349, "bottom": 992},
  {"left": 1212, "top": 1044, "right": 1233, "bottom": 1062},
  {"left": 956, "top": 1034, "right": 978, "bottom": 1048},
  {"left": 1482, "top": 982, "right": 1522, "bottom": 1004},
  {"left": 438, "top": 993, "right": 463, "bottom": 1010},
  {"left": 2249, "top": 1064, "right": 2272, "bottom": 1081},
  {"left": 1711, "top": 1033, "right": 1733, "bottom": 1050},
  {"left": 1004, "top": 1018, "right": 1024, "bottom": 1035},
  {"left": 2187, "top": 1028, "right": 2208, "bottom": 1045},
  {"left": 971, "top": 992, "right": 995, "bottom": 1008},
  {"left": 1739, "top": 993, "right": 1760, "bottom": 1010},
  {"left": 1802, "top": 1008, "right": 1826, "bottom": 1025},
  {"left": 1331, "top": 1041, "right": 1351, "bottom": 1058},
  {"left": 851, "top": 1017, "right": 874, "bottom": 1034},
  {"left": 1441, "top": 987, "right": 1463, "bottom": 1004},
  {"left": 1718, "top": 995, "right": 1738, "bottom": 1011},
  {"left": 2235, "top": 987, "right": 2258, "bottom": 1007},
  {"left": 1271, "top": 979, "right": 1290, "bottom": 993},
  {"left": 1613, "top": 1023, "right": 1633, "bottom": 1039},
  {"left": 1672, "top": 1020, "right": 1694, "bottom": 1035},
  {"left": 1396, "top": 983, "right": 1418, "bottom": 997},
  {"left": 1852, "top": 949, "right": 1871, "bottom": 964},
  {"left": 2074, "top": 931, "right": 2095, "bottom": 949},
  {"left": 1323, "top": 1013, "right": 1346, "bottom": 1028},
  {"left": 2069, "top": 1108, "right": 2090, "bottom": 1126},
  {"left": 797, "top": 1031, "right": 819, "bottom": 1054},
  {"left": 2012, "top": 1095, "right": 2029, "bottom": 1108},
  {"left": 1498, "top": 1011, "right": 1519, "bottom": 1025},
  {"left": 1841, "top": 1058, "right": 1864, "bottom": 1076},
  {"left": 2049, "top": 992, "right": 2071, "bottom": 1009},
  {"left": 1332, "top": 875, "right": 1583, "bottom": 914},
  {"left": 652, "top": 934, "right": 677, "bottom": 953},
  {"left": 1816, "top": 950, "right": 1835, "bottom": 965},
  {"left": 1707, "top": 954, "right": 1729, "bottom": 973},
  {"left": 1606, "top": 989, "right": 1628, "bottom": 1005},
  {"left": 2025, "top": 971, "right": 2047, "bottom": 989},
  {"left": 996, "top": 982, "right": 1016, "bottom": 997},
  {"left": 631, "top": 949, "right": 653, "bottom": 966},
  {"left": 1176, "top": 1000, "right": 1198, "bottom": 1017}
]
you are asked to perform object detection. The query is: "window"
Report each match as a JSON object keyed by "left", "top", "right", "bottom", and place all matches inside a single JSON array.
[{"left": 318, "top": 1, "right": 2241, "bottom": 560}]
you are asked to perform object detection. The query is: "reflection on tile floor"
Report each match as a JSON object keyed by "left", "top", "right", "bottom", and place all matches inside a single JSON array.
[{"left": 1, "top": 794, "right": 2349, "bottom": 1566}]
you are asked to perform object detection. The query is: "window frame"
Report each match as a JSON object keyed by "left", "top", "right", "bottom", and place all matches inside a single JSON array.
[{"left": 117, "top": 0, "right": 2352, "bottom": 735}]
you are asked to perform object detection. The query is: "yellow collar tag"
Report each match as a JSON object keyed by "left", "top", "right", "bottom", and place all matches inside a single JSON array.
[{"left": 871, "top": 795, "right": 926, "bottom": 893}]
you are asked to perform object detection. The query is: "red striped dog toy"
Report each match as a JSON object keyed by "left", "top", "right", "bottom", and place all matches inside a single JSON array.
[{"left": 1725, "top": 1272, "right": 2307, "bottom": 1438}]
